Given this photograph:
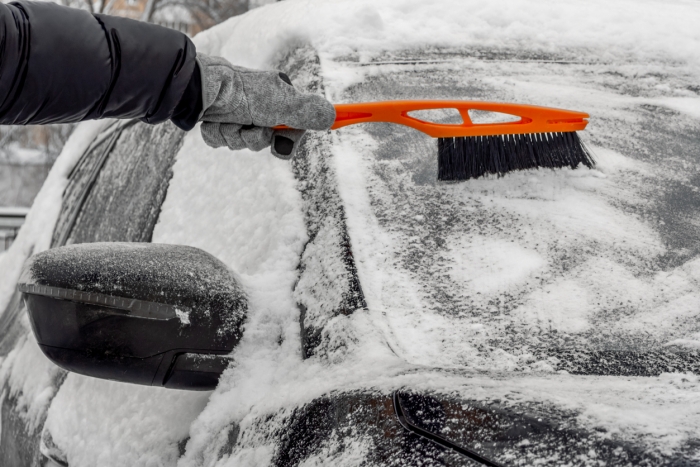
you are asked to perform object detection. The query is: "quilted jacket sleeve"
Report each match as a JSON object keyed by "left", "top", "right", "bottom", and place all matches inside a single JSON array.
[{"left": 0, "top": 1, "right": 199, "bottom": 129}]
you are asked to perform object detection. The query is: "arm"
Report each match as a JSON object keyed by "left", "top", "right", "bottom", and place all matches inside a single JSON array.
[
  {"left": 0, "top": 1, "right": 199, "bottom": 129},
  {"left": 0, "top": 1, "right": 334, "bottom": 157}
]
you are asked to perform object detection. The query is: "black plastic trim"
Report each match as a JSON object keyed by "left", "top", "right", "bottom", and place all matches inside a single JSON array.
[
  {"left": 153, "top": 348, "right": 231, "bottom": 389},
  {"left": 392, "top": 391, "right": 504, "bottom": 467},
  {"left": 19, "top": 284, "right": 183, "bottom": 320}
]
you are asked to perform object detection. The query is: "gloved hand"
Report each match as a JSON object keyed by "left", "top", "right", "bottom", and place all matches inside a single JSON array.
[{"left": 197, "top": 53, "right": 335, "bottom": 159}]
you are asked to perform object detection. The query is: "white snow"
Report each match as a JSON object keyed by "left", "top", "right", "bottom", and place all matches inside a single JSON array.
[
  {"left": 175, "top": 308, "right": 191, "bottom": 325},
  {"left": 39, "top": 131, "right": 310, "bottom": 465},
  {"left": 652, "top": 97, "right": 700, "bottom": 120},
  {"left": 194, "top": 0, "right": 700, "bottom": 93},
  {"left": 0, "top": 333, "right": 64, "bottom": 431},
  {"left": 293, "top": 220, "right": 351, "bottom": 328},
  {"left": 153, "top": 134, "right": 312, "bottom": 467},
  {"left": 179, "top": 2, "right": 700, "bottom": 464},
  {"left": 2, "top": 0, "right": 700, "bottom": 465},
  {"left": 44, "top": 376, "right": 209, "bottom": 467},
  {"left": 446, "top": 235, "right": 546, "bottom": 295}
]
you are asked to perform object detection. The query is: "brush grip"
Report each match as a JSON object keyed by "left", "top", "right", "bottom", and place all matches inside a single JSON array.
[{"left": 275, "top": 100, "right": 588, "bottom": 138}]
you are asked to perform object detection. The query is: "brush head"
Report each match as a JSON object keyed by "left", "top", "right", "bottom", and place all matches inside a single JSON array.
[{"left": 437, "top": 131, "right": 594, "bottom": 181}]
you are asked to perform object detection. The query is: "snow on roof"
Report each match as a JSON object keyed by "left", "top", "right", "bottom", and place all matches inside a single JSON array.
[{"left": 195, "top": 0, "right": 700, "bottom": 75}]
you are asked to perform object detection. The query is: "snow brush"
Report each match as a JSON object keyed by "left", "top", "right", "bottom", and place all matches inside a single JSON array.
[{"left": 278, "top": 100, "right": 594, "bottom": 181}]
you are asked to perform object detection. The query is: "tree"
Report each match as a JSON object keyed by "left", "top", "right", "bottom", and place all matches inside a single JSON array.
[{"left": 56, "top": 0, "right": 249, "bottom": 35}]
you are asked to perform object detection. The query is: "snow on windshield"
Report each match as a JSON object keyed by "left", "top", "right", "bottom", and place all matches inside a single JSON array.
[
  {"left": 184, "top": 0, "right": 699, "bottom": 463},
  {"left": 1, "top": 0, "right": 699, "bottom": 465}
]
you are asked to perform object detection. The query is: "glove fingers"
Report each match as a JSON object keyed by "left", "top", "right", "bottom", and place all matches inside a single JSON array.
[
  {"left": 202, "top": 122, "right": 269, "bottom": 151},
  {"left": 240, "top": 126, "right": 274, "bottom": 152},
  {"left": 200, "top": 122, "right": 223, "bottom": 148},
  {"left": 201, "top": 122, "right": 243, "bottom": 150},
  {"left": 270, "top": 129, "right": 306, "bottom": 160}
]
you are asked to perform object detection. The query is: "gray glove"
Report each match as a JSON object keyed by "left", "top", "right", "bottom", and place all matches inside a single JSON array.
[{"left": 197, "top": 54, "right": 335, "bottom": 159}]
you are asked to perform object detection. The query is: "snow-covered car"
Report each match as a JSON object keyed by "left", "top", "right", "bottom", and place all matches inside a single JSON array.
[{"left": 2, "top": 0, "right": 700, "bottom": 465}]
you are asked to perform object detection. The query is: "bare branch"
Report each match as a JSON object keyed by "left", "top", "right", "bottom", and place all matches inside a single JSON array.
[
  {"left": 102, "top": 0, "right": 119, "bottom": 15},
  {"left": 141, "top": 0, "right": 159, "bottom": 22}
]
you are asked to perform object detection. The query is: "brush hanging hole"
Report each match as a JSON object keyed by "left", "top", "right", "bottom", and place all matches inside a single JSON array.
[
  {"left": 467, "top": 109, "right": 521, "bottom": 124},
  {"left": 407, "top": 108, "right": 463, "bottom": 124}
]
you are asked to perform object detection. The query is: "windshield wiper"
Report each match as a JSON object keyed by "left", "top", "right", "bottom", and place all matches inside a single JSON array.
[{"left": 393, "top": 391, "right": 505, "bottom": 467}]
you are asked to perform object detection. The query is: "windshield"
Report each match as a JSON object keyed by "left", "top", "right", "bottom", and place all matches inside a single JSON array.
[{"left": 330, "top": 48, "right": 700, "bottom": 375}]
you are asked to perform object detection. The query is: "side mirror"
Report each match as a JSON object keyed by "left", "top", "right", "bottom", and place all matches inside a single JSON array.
[{"left": 18, "top": 242, "right": 247, "bottom": 390}]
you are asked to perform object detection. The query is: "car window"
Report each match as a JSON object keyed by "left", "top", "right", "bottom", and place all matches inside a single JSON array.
[
  {"left": 52, "top": 121, "right": 185, "bottom": 246},
  {"left": 322, "top": 49, "right": 700, "bottom": 376}
]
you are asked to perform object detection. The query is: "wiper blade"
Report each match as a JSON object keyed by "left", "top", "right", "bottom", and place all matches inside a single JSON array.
[{"left": 393, "top": 391, "right": 505, "bottom": 467}]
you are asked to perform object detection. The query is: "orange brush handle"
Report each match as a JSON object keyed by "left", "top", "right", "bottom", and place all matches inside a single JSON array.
[{"left": 276, "top": 100, "right": 588, "bottom": 137}]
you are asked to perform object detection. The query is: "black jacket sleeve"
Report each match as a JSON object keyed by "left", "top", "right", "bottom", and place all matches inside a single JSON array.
[{"left": 0, "top": 1, "right": 200, "bottom": 129}]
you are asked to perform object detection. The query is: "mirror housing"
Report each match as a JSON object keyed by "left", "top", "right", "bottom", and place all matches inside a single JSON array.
[{"left": 18, "top": 242, "right": 247, "bottom": 390}]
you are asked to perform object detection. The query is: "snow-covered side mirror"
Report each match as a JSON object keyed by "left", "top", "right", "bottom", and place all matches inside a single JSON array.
[{"left": 18, "top": 243, "right": 246, "bottom": 391}]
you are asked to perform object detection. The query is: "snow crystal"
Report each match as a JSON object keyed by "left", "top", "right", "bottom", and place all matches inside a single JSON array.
[{"left": 175, "top": 309, "right": 191, "bottom": 325}]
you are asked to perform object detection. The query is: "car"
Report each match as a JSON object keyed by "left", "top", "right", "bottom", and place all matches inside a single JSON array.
[{"left": 2, "top": 0, "right": 700, "bottom": 465}]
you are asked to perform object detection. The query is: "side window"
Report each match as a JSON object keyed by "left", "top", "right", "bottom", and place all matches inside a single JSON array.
[{"left": 52, "top": 120, "right": 185, "bottom": 247}]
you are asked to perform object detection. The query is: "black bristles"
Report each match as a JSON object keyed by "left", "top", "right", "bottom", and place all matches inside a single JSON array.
[{"left": 437, "top": 131, "right": 594, "bottom": 181}]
